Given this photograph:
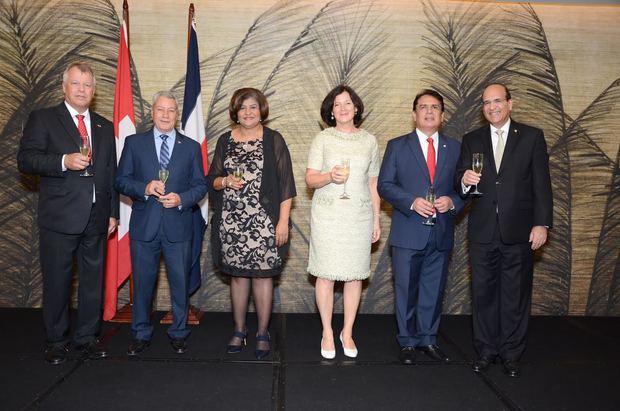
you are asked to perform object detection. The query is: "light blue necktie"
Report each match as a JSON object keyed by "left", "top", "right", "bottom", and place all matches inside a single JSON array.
[{"left": 160, "top": 134, "right": 170, "bottom": 169}]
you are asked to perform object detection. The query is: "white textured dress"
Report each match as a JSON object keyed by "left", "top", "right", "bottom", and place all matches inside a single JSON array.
[{"left": 307, "top": 127, "right": 381, "bottom": 281}]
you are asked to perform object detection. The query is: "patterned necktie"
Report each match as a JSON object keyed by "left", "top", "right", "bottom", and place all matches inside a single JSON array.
[
  {"left": 426, "top": 137, "right": 436, "bottom": 184},
  {"left": 495, "top": 129, "right": 505, "bottom": 171},
  {"left": 160, "top": 134, "right": 170, "bottom": 169},
  {"left": 76, "top": 114, "right": 89, "bottom": 146}
]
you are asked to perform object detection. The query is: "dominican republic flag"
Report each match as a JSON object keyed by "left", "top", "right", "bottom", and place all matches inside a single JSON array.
[
  {"left": 180, "top": 12, "right": 208, "bottom": 295},
  {"left": 104, "top": 17, "right": 136, "bottom": 321}
]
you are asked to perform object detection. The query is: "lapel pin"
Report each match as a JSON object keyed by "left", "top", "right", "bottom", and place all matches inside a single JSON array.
[
  {"left": 96, "top": 124, "right": 101, "bottom": 128},
  {"left": 443, "top": 144, "right": 446, "bottom": 148}
]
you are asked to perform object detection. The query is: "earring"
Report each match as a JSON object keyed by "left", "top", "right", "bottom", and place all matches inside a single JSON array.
[
  {"left": 236, "top": 120, "right": 240, "bottom": 124},
  {"left": 330, "top": 114, "right": 334, "bottom": 120}
]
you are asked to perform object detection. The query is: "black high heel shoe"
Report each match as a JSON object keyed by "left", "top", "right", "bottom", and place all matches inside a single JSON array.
[
  {"left": 255, "top": 332, "right": 271, "bottom": 360},
  {"left": 226, "top": 329, "right": 247, "bottom": 354}
]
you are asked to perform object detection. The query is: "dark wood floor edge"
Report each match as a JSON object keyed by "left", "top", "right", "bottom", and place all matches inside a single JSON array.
[
  {"left": 21, "top": 360, "right": 84, "bottom": 411},
  {"left": 476, "top": 371, "right": 523, "bottom": 411},
  {"left": 272, "top": 313, "right": 287, "bottom": 411}
]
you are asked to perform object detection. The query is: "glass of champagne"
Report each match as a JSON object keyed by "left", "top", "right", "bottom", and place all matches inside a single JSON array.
[
  {"left": 471, "top": 153, "right": 483, "bottom": 195},
  {"left": 159, "top": 168, "right": 169, "bottom": 196},
  {"left": 79, "top": 140, "right": 93, "bottom": 177},
  {"left": 422, "top": 185, "right": 436, "bottom": 226},
  {"left": 232, "top": 164, "right": 244, "bottom": 200},
  {"left": 339, "top": 158, "right": 350, "bottom": 200}
]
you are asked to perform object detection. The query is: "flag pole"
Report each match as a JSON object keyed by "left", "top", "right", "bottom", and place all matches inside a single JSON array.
[
  {"left": 161, "top": 2, "right": 205, "bottom": 325},
  {"left": 106, "top": 0, "right": 136, "bottom": 323}
]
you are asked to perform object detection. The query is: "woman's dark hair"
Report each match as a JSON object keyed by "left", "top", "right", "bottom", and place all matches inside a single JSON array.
[
  {"left": 320, "top": 85, "right": 364, "bottom": 127},
  {"left": 229, "top": 88, "right": 269, "bottom": 123}
]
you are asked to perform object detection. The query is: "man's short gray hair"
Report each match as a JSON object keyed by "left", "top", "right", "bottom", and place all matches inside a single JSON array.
[
  {"left": 152, "top": 90, "right": 178, "bottom": 108},
  {"left": 62, "top": 62, "right": 96, "bottom": 87}
]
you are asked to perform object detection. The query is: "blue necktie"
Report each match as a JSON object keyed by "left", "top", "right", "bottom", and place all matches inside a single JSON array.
[{"left": 160, "top": 134, "right": 170, "bottom": 169}]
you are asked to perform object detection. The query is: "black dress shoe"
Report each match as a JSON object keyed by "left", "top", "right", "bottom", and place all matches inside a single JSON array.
[
  {"left": 399, "top": 346, "right": 416, "bottom": 365},
  {"left": 76, "top": 340, "right": 108, "bottom": 359},
  {"left": 45, "top": 345, "right": 68, "bottom": 365},
  {"left": 127, "top": 339, "right": 150, "bottom": 356},
  {"left": 170, "top": 338, "right": 187, "bottom": 354},
  {"left": 418, "top": 345, "right": 450, "bottom": 362},
  {"left": 503, "top": 360, "right": 521, "bottom": 378},
  {"left": 472, "top": 356, "right": 494, "bottom": 373}
]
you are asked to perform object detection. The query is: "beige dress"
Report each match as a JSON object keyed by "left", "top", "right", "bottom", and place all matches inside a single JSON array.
[{"left": 307, "top": 127, "right": 380, "bottom": 281}]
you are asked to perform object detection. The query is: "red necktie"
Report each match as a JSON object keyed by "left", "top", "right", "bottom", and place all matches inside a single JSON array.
[
  {"left": 76, "top": 114, "right": 89, "bottom": 145},
  {"left": 426, "top": 137, "right": 436, "bottom": 184}
]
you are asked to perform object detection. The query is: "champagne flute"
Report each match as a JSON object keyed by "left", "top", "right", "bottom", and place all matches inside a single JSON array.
[
  {"left": 471, "top": 153, "right": 483, "bottom": 195},
  {"left": 159, "top": 168, "right": 169, "bottom": 193},
  {"left": 232, "top": 164, "right": 244, "bottom": 200},
  {"left": 339, "top": 159, "right": 350, "bottom": 200},
  {"left": 422, "top": 185, "right": 436, "bottom": 226},
  {"left": 79, "top": 140, "right": 93, "bottom": 177}
]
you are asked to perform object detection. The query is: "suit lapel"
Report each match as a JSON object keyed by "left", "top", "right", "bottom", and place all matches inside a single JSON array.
[
  {"left": 436, "top": 134, "right": 448, "bottom": 183},
  {"left": 147, "top": 129, "right": 160, "bottom": 171},
  {"left": 406, "top": 131, "right": 431, "bottom": 184},
  {"left": 481, "top": 126, "right": 497, "bottom": 177},
  {"left": 167, "top": 131, "right": 185, "bottom": 172},
  {"left": 56, "top": 103, "right": 82, "bottom": 148},
  {"left": 497, "top": 120, "right": 520, "bottom": 175},
  {"left": 90, "top": 113, "right": 103, "bottom": 164}
]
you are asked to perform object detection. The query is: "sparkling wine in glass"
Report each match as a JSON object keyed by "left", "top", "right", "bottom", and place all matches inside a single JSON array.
[
  {"left": 79, "top": 141, "right": 93, "bottom": 177},
  {"left": 232, "top": 164, "right": 244, "bottom": 200},
  {"left": 339, "top": 159, "right": 350, "bottom": 200},
  {"left": 422, "top": 186, "right": 436, "bottom": 226},
  {"left": 159, "top": 169, "right": 169, "bottom": 184},
  {"left": 471, "top": 153, "right": 483, "bottom": 195}
]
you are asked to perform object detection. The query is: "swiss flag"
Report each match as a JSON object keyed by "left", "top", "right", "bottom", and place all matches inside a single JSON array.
[{"left": 104, "top": 17, "right": 136, "bottom": 321}]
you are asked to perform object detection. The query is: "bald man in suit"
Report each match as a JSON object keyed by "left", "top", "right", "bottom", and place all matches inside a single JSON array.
[{"left": 456, "top": 83, "right": 553, "bottom": 377}]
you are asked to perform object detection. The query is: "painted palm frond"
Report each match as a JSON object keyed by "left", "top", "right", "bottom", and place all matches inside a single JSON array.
[
  {"left": 488, "top": 3, "right": 572, "bottom": 314},
  {"left": 0, "top": 0, "right": 145, "bottom": 306},
  {"left": 204, "top": 0, "right": 310, "bottom": 149},
  {"left": 572, "top": 78, "right": 620, "bottom": 315},
  {"left": 421, "top": 0, "right": 516, "bottom": 137},
  {"left": 420, "top": 1, "right": 516, "bottom": 313}
]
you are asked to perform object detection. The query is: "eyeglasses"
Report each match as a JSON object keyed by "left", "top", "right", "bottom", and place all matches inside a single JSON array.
[
  {"left": 482, "top": 98, "right": 507, "bottom": 107},
  {"left": 417, "top": 104, "right": 441, "bottom": 112}
]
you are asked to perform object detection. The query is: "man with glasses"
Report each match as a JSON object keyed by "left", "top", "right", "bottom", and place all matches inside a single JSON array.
[
  {"left": 456, "top": 83, "right": 553, "bottom": 377},
  {"left": 379, "top": 89, "right": 463, "bottom": 365}
]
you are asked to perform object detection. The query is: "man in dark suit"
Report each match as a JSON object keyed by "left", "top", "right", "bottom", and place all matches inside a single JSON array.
[
  {"left": 456, "top": 83, "right": 553, "bottom": 377},
  {"left": 17, "top": 62, "right": 119, "bottom": 364},
  {"left": 378, "top": 90, "right": 464, "bottom": 365},
  {"left": 115, "top": 91, "right": 207, "bottom": 355}
]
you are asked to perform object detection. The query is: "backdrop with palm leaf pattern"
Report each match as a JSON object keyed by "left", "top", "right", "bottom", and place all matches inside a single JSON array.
[{"left": 1, "top": 0, "right": 618, "bottom": 316}]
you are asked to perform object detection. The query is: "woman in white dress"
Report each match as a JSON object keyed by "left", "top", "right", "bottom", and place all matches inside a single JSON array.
[{"left": 305, "top": 85, "right": 381, "bottom": 359}]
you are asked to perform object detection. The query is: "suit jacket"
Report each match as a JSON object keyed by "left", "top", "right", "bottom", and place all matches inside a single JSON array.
[
  {"left": 17, "top": 103, "right": 119, "bottom": 235},
  {"left": 378, "top": 131, "right": 464, "bottom": 251},
  {"left": 455, "top": 120, "right": 553, "bottom": 244},
  {"left": 115, "top": 129, "right": 207, "bottom": 243}
]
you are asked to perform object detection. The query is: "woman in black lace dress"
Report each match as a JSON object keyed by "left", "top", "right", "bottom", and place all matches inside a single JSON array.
[{"left": 207, "top": 88, "right": 296, "bottom": 359}]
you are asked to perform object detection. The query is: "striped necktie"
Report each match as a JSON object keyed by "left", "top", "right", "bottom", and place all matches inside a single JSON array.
[{"left": 160, "top": 134, "right": 170, "bottom": 169}]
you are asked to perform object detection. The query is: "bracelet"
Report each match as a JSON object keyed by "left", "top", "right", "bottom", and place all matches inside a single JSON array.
[{"left": 221, "top": 176, "right": 227, "bottom": 189}]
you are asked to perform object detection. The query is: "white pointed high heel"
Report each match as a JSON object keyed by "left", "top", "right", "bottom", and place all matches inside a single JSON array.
[
  {"left": 321, "top": 338, "right": 336, "bottom": 359},
  {"left": 340, "top": 332, "right": 358, "bottom": 358}
]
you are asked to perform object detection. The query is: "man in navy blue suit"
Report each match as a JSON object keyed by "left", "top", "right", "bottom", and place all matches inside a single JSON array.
[
  {"left": 378, "top": 90, "right": 463, "bottom": 365},
  {"left": 115, "top": 91, "right": 207, "bottom": 355}
]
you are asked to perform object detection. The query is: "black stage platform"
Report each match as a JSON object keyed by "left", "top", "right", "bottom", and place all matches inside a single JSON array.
[{"left": 1, "top": 308, "right": 618, "bottom": 410}]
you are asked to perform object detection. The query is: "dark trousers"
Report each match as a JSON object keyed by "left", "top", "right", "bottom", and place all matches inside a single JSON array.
[
  {"left": 470, "top": 225, "right": 533, "bottom": 361},
  {"left": 392, "top": 228, "right": 450, "bottom": 348},
  {"left": 130, "top": 227, "right": 191, "bottom": 341},
  {"left": 40, "top": 206, "right": 105, "bottom": 347}
]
